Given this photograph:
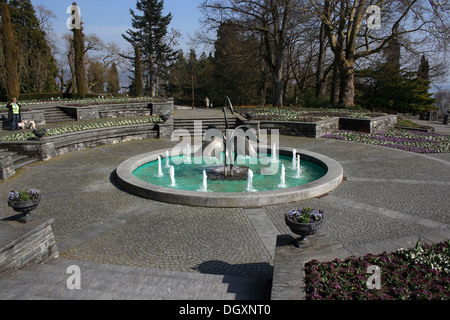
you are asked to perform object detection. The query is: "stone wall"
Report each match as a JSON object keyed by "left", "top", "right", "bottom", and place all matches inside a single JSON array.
[
  {"left": 0, "top": 219, "right": 59, "bottom": 274},
  {"left": 60, "top": 106, "right": 99, "bottom": 121},
  {"left": 259, "top": 118, "right": 340, "bottom": 138},
  {"left": 150, "top": 98, "right": 174, "bottom": 116},
  {"left": 339, "top": 115, "right": 397, "bottom": 134},
  {"left": 98, "top": 103, "right": 151, "bottom": 118},
  {"left": 22, "top": 110, "right": 46, "bottom": 126},
  {"left": 0, "top": 152, "right": 15, "bottom": 180},
  {"left": 0, "top": 123, "right": 160, "bottom": 162},
  {"left": 251, "top": 115, "right": 396, "bottom": 138},
  {"left": 58, "top": 99, "right": 174, "bottom": 120},
  {"left": 1, "top": 110, "right": 46, "bottom": 130}
]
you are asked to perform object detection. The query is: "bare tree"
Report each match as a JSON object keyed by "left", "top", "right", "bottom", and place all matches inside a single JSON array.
[
  {"left": 435, "top": 89, "right": 450, "bottom": 116},
  {"left": 201, "top": 0, "right": 304, "bottom": 106},
  {"left": 307, "top": 0, "right": 450, "bottom": 107}
]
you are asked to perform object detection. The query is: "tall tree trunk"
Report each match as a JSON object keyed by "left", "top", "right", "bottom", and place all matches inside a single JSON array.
[
  {"left": 316, "top": 22, "right": 327, "bottom": 98},
  {"left": 330, "top": 59, "right": 339, "bottom": 105},
  {"left": 134, "top": 45, "right": 143, "bottom": 97},
  {"left": 0, "top": 0, "right": 20, "bottom": 99},
  {"left": 72, "top": 23, "right": 86, "bottom": 98},
  {"left": 58, "top": 69, "right": 65, "bottom": 93},
  {"left": 273, "top": 49, "right": 284, "bottom": 106},
  {"left": 338, "top": 58, "right": 355, "bottom": 107}
]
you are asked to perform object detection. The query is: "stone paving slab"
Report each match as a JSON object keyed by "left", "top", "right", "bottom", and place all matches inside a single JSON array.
[{"left": 0, "top": 134, "right": 449, "bottom": 299}]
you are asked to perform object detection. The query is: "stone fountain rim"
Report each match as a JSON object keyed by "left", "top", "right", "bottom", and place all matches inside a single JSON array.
[{"left": 116, "top": 147, "right": 343, "bottom": 208}]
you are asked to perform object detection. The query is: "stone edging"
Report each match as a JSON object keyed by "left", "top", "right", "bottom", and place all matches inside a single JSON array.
[
  {"left": 244, "top": 115, "right": 397, "bottom": 138},
  {"left": 116, "top": 147, "right": 344, "bottom": 208}
]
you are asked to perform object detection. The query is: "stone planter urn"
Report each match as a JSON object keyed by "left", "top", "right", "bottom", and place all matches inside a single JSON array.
[
  {"left": 160, "top": 114, "right": 170, "bottom": 122},
  {"left": 8, "top": 191, "right": 41, "bottom": 223},
  {"left": 33, "top": 128, "right": 47, "bottom": 140},
  {"left": 284, "top": 209, "right": 324, "bottom": 243}
]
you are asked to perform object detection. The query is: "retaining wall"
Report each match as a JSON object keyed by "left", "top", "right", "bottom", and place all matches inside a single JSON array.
[
  {"left": 0, "top": 123, "right": 162, "bottom": 162},
  {"left": 0, "top": 219, "right": 59, "bottom": 274},
  {"left": 0, "top": 152, "right": 15, "bottom": 180},
  {"left": 259, "top": 118, "right": 340, "bottom": 138},
  {"left": 1, "top": 110, "right": 46, "bottom": 130},
  {"left": 59, "top": 99, "right": 174, "bottom": 121},
  {"left": 251, "top": 115, "right": 397, "bottom": 138},
  {"left": 339, "top": 115, "right": 398, "bottom": 134}
]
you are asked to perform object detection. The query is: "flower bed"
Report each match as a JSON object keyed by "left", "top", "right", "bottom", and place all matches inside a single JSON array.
[
  {"left": 16, "top": 96, "right": 164, "bottom": 107},
  {"left": 0, "top": 116, "right": 161, "bottom": 141},
  {"left": 235, "top": 106, "right": 386, "bottom": 122},
  {"left": 305, "top": 239, "right": 449, "bottom": 300},
  {"left": 322, "top": 129, "right": 450, "bottom": 153}
]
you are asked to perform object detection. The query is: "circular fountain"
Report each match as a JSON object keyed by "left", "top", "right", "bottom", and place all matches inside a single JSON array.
[
  {"left": 116, "top": 147, "right": 343, "bottom": 208},
  {"left": 116, "top": 97, "right": 343, "bottom": 208}
]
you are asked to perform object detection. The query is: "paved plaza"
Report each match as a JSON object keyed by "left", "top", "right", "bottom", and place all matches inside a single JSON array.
[{"left": 0, "top": 116, "right": 449, "bottom": 299}]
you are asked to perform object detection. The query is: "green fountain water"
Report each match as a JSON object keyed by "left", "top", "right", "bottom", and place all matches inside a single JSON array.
[{"left": 133, "top": 151, "right": 326, "bottom": 193}]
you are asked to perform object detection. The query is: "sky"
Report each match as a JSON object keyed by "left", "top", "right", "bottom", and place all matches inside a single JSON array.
[{"left": 30, "top": 0, "right": 206, "bottom": 53}]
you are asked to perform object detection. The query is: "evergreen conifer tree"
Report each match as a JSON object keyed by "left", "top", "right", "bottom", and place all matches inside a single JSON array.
[
  {"left": 122, "top": 0, "right": 176, "bottom": 97},
  {"left": 107, "top": 62, "right": 120, "bottom": 96},
  {"left": 417, "top": 55, "right": 430, "bottom": 81},
  {"left": 0, "top": 0, "right": 20, "bottom": 99},
  {"left": 8, "top": 0, "right": 58, "bottom": 94},
  {"left": 71, "top": 2, "right": 86, "bottom": 98}
]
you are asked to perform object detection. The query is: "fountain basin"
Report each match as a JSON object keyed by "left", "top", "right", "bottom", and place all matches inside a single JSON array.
[{"left": 116, "top": 147, "right": 343, "bottom": 208}]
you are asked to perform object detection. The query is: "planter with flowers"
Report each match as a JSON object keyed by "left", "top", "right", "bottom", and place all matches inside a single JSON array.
[
  {"left": 32, "top": 127, "right": 47, "bottom": 140},
  {"left": 285, "top": 207, "right": 323, "bottom": 242},
  {"left": 7, "top": 189, "right": 41, "bottom": 223}
]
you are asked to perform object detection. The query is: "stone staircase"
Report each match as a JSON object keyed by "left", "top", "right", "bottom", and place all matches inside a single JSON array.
[
  {"left": 0, "top": 148, "right": 37, "bottom": 171},
  {"left": 31, "top": 105, "right": 76, "bottom": 124},
  {"left": 173, "top": 117, "right": 240, "bottom": 136},
  {"left": 0, "top": 258, "right": 272, "bottom": 300},
  {"left": 10, "top": 153, "right": 37, "bottom": 170}
]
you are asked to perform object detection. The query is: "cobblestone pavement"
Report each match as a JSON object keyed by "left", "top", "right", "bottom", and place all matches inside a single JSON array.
[{"left": 1, "top": 135, "right": 449, "bottom": 281}]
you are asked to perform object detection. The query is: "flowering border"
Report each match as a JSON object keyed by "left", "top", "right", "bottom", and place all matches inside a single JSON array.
[
  {"left": 305, "top": 239, "right": 449, "bottom": 300},
  {"left": 0, "top": 116, "right": 161, "bottom": 142},
  {"left": 236, "top": 106, "right": 386, "bottom": 122},
  {"left": 322, "top": 129, "right": 450, "bottom": 153}
]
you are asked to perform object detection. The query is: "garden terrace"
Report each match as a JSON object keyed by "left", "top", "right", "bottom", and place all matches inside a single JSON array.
[
  {"left": 322, "top": 129, "right": 450, "bottom": 154},
  {"left": 1, "top": 97, "right": 174, "bottom": 126},
  {"left": 235, "top": 106, "right": 387, "bottom": 122},
  {"left": 1, "top": 120, "right": 449, "bottom": 300},
  {"left": 0, "top": 116, "right": 171, "bottom": 179},
  {"left": 235, "top": 106, "right": 397, "bottom": 138}
]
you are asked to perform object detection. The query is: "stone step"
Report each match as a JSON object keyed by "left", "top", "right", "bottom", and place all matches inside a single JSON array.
[
  {"left": 13, "top": 157, "right": 37, "bottom": 170},
  {"left": 32, "top": 106, "right": 77, "bottom": 124},
  {"left": 0, "top": 149, "right": 14, "bottom": 158},
  {"left": 0, "top": 152, "right": 38, "bottom": 175},
  {"left": 173, "top": 118, "right": 239, "bottom": 134},
  {"left": 0, "top": 258, "right": 272, "bottom": 300}
]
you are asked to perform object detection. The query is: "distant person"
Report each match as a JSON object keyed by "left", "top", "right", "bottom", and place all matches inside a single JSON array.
[
  {"left": 6, "top": 97, "right": 22, "bottom": 131},
  {"left": 204, "top": 97, "right": 210, "bottom": 109}
]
